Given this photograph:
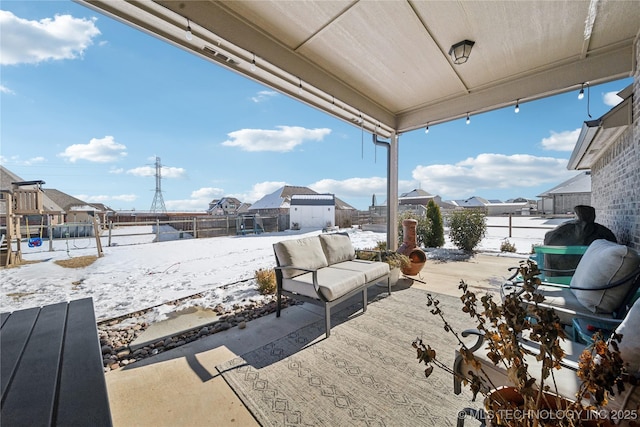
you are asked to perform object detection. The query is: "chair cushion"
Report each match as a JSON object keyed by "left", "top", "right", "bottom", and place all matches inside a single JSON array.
[
  {"left": 615, "top": 298, "right": 640, "bottom": 374},
  {"left": 570, "top": 240, "right": 640, "bottom": 313},
  {"left": 319, "top": 233, "right": 355, "bottom": 265},
  {"left": 535, "top": 285, "right": 613, "bottom": 325},
  {"left": 274, "top": 236, "right": 328, "bottom": 279},
  {"left": 282, "top": 267, "right": 365, "bottom": 301},
  {"left": 330, "top": 260, "right": 389, "bottom": 283}
]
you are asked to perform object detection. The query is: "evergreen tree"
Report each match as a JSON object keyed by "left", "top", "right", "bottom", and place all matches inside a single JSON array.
[{"left": 425, "top": 200, "right": 445, "bottom": 247}]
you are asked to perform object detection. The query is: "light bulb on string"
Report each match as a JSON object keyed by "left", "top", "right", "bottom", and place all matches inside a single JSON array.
[
  {"left": 466, "top": 113, "right": 470, "bottom": 125},
  {"left": 250, "top": 54, "right": 256, "bottom": 71},
  {"left": 298, "top": 79, "right": 303, "bottom": 95},
  {"left": 578, "top": 84, "right": 585, "bottom": 100},
  {"left": 514, "top": 100, "right": 520, "bottom": 114},
  {"left": 425, "top": 125, "right": 429, "bottom": 134},
  {"left": 185, "top": 18, "right": 193, "bottom": 41}
]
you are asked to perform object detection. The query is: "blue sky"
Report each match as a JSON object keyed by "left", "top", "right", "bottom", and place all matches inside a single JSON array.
[{"left": 0, "top": 1, "right": 632, "bottom": 211}]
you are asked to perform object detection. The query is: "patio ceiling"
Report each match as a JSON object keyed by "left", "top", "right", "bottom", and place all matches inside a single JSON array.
[{"left": 78, "top": 0, "right": 640, "bottom": 139}]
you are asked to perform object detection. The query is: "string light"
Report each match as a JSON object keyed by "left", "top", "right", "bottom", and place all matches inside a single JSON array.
[
  {"left": 298, "top": 78, "right": 303, "bottom": 95},
  {"left": 514, "top": 100, "right": 520, "bottom": 114},
  {"left": 251, "top": 53, "right": 256, "bottom": 71},
  {"left": 185, "top": 18, "right": 193, "bottom": 41},
  {"left": 578, "top": 83, "right": 585, "bottom": 100},
  {"left": 466, "top": 113, "right": 470, "bottom": 125},
  {"left": 425, "top": 125, "right": 429, "bottom": 134}
]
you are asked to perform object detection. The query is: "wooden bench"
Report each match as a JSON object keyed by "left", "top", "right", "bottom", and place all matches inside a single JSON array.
[{"left": 1, "top": 298, "right": 112, "bottom": 426}]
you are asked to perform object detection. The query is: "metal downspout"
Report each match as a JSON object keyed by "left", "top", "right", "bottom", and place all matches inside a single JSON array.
[{"left": 372, "top": 133, "right": 399, "bottom": 250}]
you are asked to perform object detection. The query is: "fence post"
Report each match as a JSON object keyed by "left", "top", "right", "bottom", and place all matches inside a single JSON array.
[
  {"left": 156, "top": 219, "right": 160, "bottom": 242},
  {"left": 193, "top": 218, "right": 197, "bottom": 238},
  {"left": 508, "top": 213, "right": 512, "bottom": 238},
  {"left": 48, "top": 215, "right": 53, "bottom": 252},
  {"left": 108, "top": 221, "right": 113, "bottom": 247}
]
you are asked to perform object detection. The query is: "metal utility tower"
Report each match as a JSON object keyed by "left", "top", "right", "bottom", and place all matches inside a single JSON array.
[{"left": 150, "top": 156, "right": 167, "bottom": 213}]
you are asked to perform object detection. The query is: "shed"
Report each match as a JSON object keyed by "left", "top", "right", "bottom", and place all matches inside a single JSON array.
[{"left": 290, "top": 194, "right": 335, "bottom": 230}]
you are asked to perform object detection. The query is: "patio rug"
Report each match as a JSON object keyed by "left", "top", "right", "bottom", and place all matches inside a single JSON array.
[{"left": 216, "top": 286, "right": 483, "bottom": 426}]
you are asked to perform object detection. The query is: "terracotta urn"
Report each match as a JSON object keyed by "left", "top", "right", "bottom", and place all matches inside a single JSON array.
[{"left": 397, "top": 219, "right": 426, "bottom": 276}]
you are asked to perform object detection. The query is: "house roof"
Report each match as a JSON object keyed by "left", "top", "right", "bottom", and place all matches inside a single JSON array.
[
  {"left": 78, "top": 1, "right": 639, "bottom": 137},
  {"left": 250, "top": 185, "right": 356, "bottom": 211},
  {"left": 399, "top": 189, "right": 433, "bottom": 199},
  {"left": 568, "top": 84, "right": 633, "bottom": 170},
  {"left": 537, "top": 171, "right": 592, "bottom": 198}
]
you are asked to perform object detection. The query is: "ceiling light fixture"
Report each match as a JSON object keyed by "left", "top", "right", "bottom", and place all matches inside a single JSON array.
[
  {"left": 514, "top": 100, "right": 520, "bottom": 114},
  {"left": 578, "top": 83, "right": 585, "bottom": 100},
  {"left": 466, "top": 113, "right": 470, "bottom": 125},
  {"left": 449, "top": 40, "right": 475, "bottom": 65},
  {"left": 185, "top": 18, "right": 193, "bottom": 41}
]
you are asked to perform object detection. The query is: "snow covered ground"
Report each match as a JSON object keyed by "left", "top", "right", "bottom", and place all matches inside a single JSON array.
[{"left": 0, "top": 216, "right": 567, "bottom": 325}]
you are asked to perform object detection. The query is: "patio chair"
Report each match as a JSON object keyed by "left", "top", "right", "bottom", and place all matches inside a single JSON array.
[
  {"left": 453, "top": 297, "right": 640, "bottom": 426},
  {"left": 502, "top": 239, "right": 640, "bottom": 325}
]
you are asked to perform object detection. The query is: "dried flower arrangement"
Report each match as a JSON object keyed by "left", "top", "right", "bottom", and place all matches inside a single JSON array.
[{"left": 412, "top": 260, "right": 631, "bottom": 426}]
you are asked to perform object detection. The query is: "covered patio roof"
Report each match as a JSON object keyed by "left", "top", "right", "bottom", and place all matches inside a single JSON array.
[
  {"left": 75, "top": 0, "right": 639, "bottom": 247},
  {"left": 77, "top": 0, "right": 638, "bottom": 137}
]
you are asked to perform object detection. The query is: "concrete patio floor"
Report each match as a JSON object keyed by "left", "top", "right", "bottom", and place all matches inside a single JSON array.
[{"left": 104, "top": 253, "right": 523, "bottom": 426}]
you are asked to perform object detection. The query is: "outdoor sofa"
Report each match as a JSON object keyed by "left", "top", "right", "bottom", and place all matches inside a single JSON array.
[{"left": 273, "top": 232, "right": 390, "bottom": 338}]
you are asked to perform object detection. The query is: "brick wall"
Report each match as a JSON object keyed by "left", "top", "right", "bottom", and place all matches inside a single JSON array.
[{"left": 590, "top": 34, "right": 639, "bottom": 249}]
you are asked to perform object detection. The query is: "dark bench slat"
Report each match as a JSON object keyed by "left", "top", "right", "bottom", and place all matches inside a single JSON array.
[
  {"left": 0, "top": 307, "right": 40, "bottom": 401},
  {"left": 1, "top": 311, "right": 11, "bottom": 328},
  {"left": 1, "top": 302, "right": 67, "bottom": 426},
  {"left": 56, "top": 298, "right": 112, "bottom": 426}
]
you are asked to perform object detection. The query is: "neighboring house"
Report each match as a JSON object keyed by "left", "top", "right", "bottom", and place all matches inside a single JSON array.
[
  {"left": 207, "top": 197, "right": 246, "bottom": 216},
  {"left": 249, "top": 185, "right": 318, "bottom": 216},
  {"left": 568, "top": 71, "right": 639, "bottom": 249},
  {"left": 536, "top": 172, "right": 592, "bottom": 215},
  {"left": 451, "top": 196, "right": 491, "bottom": 209},
  {"left": 250, "top": 185, "right": 356, "bottom": 229},
  {"left": 290, "top": 194, "right": 335, "bottom": 230}
]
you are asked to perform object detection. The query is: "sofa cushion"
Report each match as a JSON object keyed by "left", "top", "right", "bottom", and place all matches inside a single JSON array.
[
  {"left": 331, "top": 260, "right": 389, "bottom": 283},
  {"left": 570, "top": 239, "right": 640, "bottom": 313},
  {"left": 282, "top": 267, "right": 365, "bottom": 301},
  {"left": 615, "top": 298, "right": 640, "bottom": 374},
  {"left": 274, "top": 236, "right": 328, "bottom": 279},
  {"left": 319, "top": 233, "right": 355, "bottom": 265}
]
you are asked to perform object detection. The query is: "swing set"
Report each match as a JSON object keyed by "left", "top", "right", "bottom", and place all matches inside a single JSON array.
[{"left": 26, "top": 216, "right": 44, "bottom": 248}]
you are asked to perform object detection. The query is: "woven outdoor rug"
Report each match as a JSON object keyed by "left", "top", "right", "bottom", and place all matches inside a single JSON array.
[{"left": 217, "top": 286, "right": 483, "bottom": 426}]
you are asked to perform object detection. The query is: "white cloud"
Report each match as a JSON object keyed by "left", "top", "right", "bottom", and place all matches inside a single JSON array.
[
  {"left": 0, "top": 85, "right": 15, "bottom": 95},
  {"left": 221, "top": 126, "right": 331, "bottom": 152},
  {"left": 251, "top": 90, "right": 278, "bottom": 103},
  {"left": 58, "top": 136, "right": 127, "bottom": 163},
  {"left": 163, "top": 187, "right": 224, "bottom": 211},
  {"left": 229, "top": 181, "right": 287, "bottom": 203},
  {"left": 126, "top": 165, "right": 186, "bottom": 178},
  {"left": 309, "top": 177, "right": 387, "bottom": 197},
  {"left": 190, "top": 187, "right": 224, "bottom": 199},
  {"left": 109, "top": 167, "right": 124, "bottom": 174},
  {"left": 74, "top": 194, "right": 137, "bottom": 203},
  {"left": 412, "top": 153, "right": 574, "bottom": 199},
  {"left": 603, "top": 91, "right": 623, "bottom": 107},
  {"left": 0, "top": 11, "right": 101, "bottom": 66},
  {"left": 0, "top": 155, "right": 47, "bottom": 166},
  {"left": 540, "top": 129, "right": 581, "bottom": 151}
]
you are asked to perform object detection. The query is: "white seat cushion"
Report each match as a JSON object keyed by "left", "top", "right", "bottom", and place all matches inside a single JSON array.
[
  {"left": 570, "top": 240, "right": 640, "bottom": 313},
  {"left": 282, "top": 267, "right": 365, "bottom": 301},
  {"left": 330, "top": 260, "right": 389, "bottom": 283}
]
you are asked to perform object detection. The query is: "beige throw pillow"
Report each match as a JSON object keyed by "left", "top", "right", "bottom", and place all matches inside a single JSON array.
[
  {"left": 570, "top": 239, "right": 640, "bottom": 313},
  {"left": 319, "top": 233, "right": 355, "bottom": 265},
  {"left": 274, "top": 236, "right": 328, "bottom": 279},
  {"left": 615, "top": 298, "right": 640, "bottom": 374}
]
